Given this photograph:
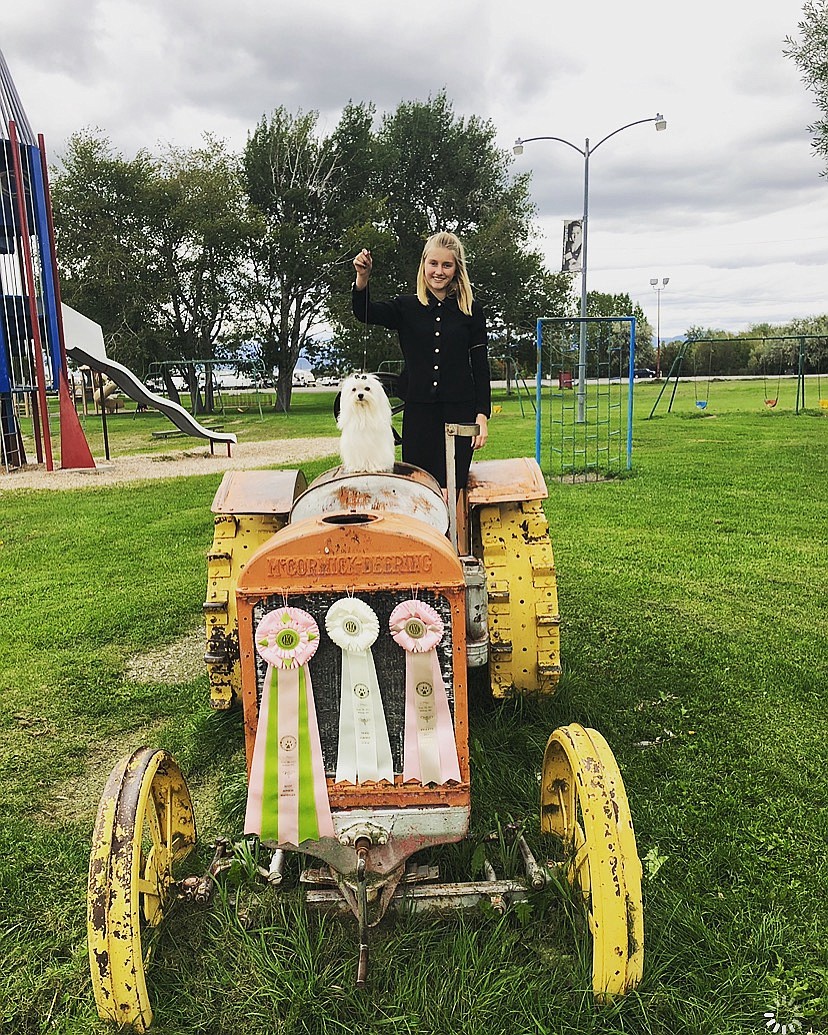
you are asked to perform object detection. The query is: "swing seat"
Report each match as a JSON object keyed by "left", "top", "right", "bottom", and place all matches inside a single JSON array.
[
  {"left": 695, "top": 400, "right": 707, "bottom": 410},
  {"left": 764, "top": 399, "right": 778, "bottom": 408},
  {"left": 820, "top": 399, "right": 828, "bottom": 410}
]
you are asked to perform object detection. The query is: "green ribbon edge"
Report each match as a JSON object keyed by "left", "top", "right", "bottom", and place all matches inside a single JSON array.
[
  {"left": 260, "top": 669, "right": 281, "bottom": 842},
  {"left": 297, "top": 666, "right": 320, "bottom": 843}
]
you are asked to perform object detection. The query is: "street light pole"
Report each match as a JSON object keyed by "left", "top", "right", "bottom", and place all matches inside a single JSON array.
[
  {"left": 514, "top": 114, "right": 667, "bottom": 421},
  {"left": 649, "top": 276, "right": 669, "bottom": 378}
]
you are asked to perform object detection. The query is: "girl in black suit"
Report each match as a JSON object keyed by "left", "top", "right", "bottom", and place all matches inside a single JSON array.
[{"left": 351, "top": 232, "right": 490, "bottom": 489}]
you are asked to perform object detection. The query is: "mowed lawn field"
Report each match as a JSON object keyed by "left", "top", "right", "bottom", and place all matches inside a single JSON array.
[{"left": 1, "top": 379, "right": 826, "bottom": 1035}]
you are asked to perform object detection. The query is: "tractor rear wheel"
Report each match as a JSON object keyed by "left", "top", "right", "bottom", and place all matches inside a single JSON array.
[
  {"left": 476, "top": 499, "right": 561, "bottom": 697},
  {"left": 540, "top": 723, "right": 644, "bottom": 999}
]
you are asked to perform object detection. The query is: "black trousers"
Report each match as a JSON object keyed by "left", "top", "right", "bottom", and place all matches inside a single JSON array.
[{"left": 402, "top": 401, "right": 476, "bottom": 489}]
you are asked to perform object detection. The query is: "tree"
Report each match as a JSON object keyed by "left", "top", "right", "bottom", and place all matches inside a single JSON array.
[
  {"left": 325, "top": 92, "right": 573, "bottom": 375},
  {"left": 54, "top": 94, "right": 576, "bottom": 411},
  {"left": 241, "top": 104, "right": 378, "bottom": 411},
  {"left": 785, "top": 1, "right": 828, "bottom": 175},
  {"left": 784, "top": 314, "right": 828, "bottom": 369},
  {"left": 681, "top": 328, "right": 756, "bottom": 376},
  {"left": 51, "top": 131, "right": 164, "bottom": 376},
  {"left": 375, "top": 92, "right": 511, "bottom": 274},
  {"left": 53, "top": 133, "right": 253, "bottom": 411},
  {"left": 153, "top": 137, "right": 252, "bottom": 411},
  {"left": 585, "top": 291, "right": 653, "bottom": 374}
]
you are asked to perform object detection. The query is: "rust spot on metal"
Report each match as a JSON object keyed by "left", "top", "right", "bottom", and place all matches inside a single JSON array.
[{"left": 334, "top": 486, "right": 373, "bottom": 509}]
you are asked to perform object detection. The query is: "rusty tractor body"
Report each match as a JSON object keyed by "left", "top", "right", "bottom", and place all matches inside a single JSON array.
[{"left": 88, "top": 453, "right": 643, "bottom": 1032}]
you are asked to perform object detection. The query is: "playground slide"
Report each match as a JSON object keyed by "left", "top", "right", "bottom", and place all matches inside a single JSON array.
[{"left": 62, "top": 304, "right": 237, "bottom": 447}]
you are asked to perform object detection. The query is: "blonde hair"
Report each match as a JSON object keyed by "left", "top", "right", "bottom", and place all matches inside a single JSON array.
[{"left": 416, "top": 231, "right": 474, "bottom": 315}]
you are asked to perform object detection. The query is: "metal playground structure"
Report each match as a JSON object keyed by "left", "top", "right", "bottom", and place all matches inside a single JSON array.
[
  {"left": 0, "top": 48, "right": 96, "bottom": 472},
  {"left": 647, "top": 334, "right": 828, "bottom": 419},
  {"left": 0, "top": 47, "right": 236, "bottom": 473},
  {"left": 535, "top": 316, "right": 637, "bottom": 479}
]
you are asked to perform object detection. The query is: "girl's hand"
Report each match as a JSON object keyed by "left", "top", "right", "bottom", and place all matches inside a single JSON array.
[
  {"left": 353, "top": 249, "right": 372, "bottom": 289},
  {"left": 473, "top": 414, "right": 488, "bottom": 450}
]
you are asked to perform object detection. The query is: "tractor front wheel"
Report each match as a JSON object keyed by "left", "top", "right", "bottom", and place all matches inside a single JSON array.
[{"left": 87, "top": 747, "right": 196, "bottom": 1032}]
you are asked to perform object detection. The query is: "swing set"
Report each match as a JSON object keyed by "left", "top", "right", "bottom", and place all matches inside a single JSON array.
[{"left": 648, "top": 333, "right": 828, "bottom": 418}]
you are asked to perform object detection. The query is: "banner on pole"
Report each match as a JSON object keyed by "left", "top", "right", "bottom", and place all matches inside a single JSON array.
[{"left": 562, "top": 219, "right": 582, "bottom": 273}]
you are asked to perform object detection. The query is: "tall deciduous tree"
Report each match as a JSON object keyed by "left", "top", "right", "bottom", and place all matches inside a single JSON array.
[
  {"left": 53, "top": 133, "right": 253, "bottom": 411},
  {"left": 241, "top": 103, "right": 378, "bottom": 411},
  {"left": 55, "top": 95, "right": 575, "bottom": 412},
  {"left": 584, "top": 291, "right": 653, "bottom": 374},
  {"left": 153, "top": 137, "right": 252, "bottom": 411},
  {"left": 785, "top": 1, "right": 828, "bottom": 174},
  {"left": 325, "top": 92, "right": 573, "bottom": 375},
  {"left": 51, "top": 131, "right": 163, "bottom": 375}
]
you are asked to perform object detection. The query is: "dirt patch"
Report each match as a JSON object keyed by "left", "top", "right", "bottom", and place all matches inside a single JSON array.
[
  {"left": 125, "top": 627, "right": 206, "bottom": 684},
  {"left": 43, "top": 630, "right": 211, "bottom": 825},
  {"left": 0, "top": 436, "right": 339, "bottom": 491}
]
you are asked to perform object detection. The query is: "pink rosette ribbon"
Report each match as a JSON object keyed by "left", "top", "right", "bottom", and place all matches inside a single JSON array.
[
  {"left": 326, "top": 598, "right": 394, "bottom": 784},
  {"left": 389, "top": 599, "right": 461, "bottom": 785},
  {"left": 244, "top": 607, "right": 333, "bottom": 847}
]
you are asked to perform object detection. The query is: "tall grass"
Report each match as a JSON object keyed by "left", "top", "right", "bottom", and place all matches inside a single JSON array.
[{"left": 1, "top": 383, "right": 826, "bottom": 1034}]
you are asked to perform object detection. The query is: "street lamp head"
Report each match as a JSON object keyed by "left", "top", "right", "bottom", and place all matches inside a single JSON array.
[
  {"left": 512, "top": 138, "right": 524, "bottom": 156},
  {"left": 662, "top": 276, "right": 670, "bottom": 287},
  {"left": 649, "top": 277, "right": 658, "bottom": 287},
  {"left": 654, "top": 114, "right": 667, "bottom": 132}
]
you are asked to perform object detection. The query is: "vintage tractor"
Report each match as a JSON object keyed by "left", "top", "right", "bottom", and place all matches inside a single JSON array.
[{"left": 87, "top": 434, "right": 643, "bottom": 1031}]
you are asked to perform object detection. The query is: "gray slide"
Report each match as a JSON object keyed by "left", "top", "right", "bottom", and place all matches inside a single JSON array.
[{"left": 62, "top": 304, "right": 237, "bottom": 447}]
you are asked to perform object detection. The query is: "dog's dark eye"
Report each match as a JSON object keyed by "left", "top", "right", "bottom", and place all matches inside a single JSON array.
[{"left": 364, "top": 386, "right": 370, "bottom": 391}]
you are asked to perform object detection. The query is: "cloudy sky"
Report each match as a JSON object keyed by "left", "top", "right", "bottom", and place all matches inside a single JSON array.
[{"left": 3, "top": 0, "right": 825, "bottom": 338}]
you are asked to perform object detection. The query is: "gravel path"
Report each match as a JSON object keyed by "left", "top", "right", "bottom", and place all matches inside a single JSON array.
[{"left": 0, "top": 437, "right": 340, "bottom": 491}]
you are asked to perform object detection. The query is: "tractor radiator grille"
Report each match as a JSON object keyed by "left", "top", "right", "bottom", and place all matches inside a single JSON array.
[{"left": 252, "top": 590, "right": 455, "bottom": 776}]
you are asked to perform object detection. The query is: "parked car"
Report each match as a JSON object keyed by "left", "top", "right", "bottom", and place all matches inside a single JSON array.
[
  {"left": 291, "top": 370, "right": 317, "bottom": 387},
  {"left": 633, "top": 367, "right": 657, "bottom": 379}
]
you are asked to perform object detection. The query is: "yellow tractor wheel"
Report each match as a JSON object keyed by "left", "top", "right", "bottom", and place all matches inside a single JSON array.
[
  {"left": 87, "top": 747, "right": 196, "bottom": 1032},
  {"left": 476, "top": 499, "right": 561, "bottom": 697},
  {"left": 540, "top": 723, "right": 644, "bottom": 999}
]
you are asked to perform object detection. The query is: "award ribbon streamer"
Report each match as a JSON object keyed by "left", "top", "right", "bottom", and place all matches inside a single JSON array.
[
  {"left": 389, "top": 599, "right": 461, "bottom": 785},
  {"left": 326, "top": 598, "right": 394, "bottom": 784},
  {"left": 244, "top": 607, "right": 333, "bottom": 846}
]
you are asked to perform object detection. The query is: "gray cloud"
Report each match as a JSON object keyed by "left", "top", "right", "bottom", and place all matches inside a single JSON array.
[{"left": 1, "top": 0, "right": 824, "bottom": 335}]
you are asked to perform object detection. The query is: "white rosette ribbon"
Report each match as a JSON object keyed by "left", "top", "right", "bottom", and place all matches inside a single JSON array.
[
  {"left": 389, "top": 599, "right": 461, "bottom": 785},
  {"left": 244, "top": 607, "right": 333, "bottom": 847},
  {"left": 326, "top": 598, "right": 394, "bottom": 783}
]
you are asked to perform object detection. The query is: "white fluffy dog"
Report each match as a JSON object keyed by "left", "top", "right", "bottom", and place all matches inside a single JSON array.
[{"left": 337, "top": 372, "right": 396, "bottom": 473}]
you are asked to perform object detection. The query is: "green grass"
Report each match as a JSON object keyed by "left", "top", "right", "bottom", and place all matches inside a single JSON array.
[{"left": 1, "top": 382, "right": 826, "bottom": 1034}]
